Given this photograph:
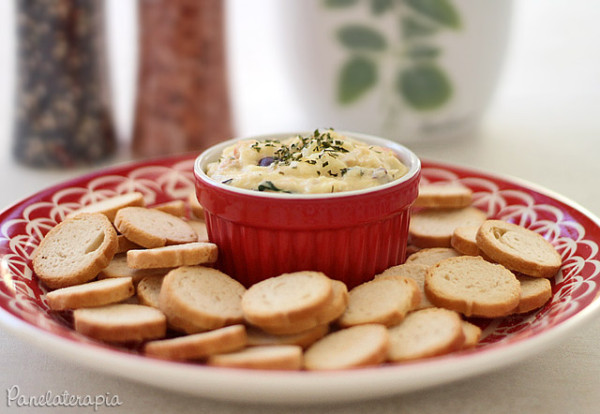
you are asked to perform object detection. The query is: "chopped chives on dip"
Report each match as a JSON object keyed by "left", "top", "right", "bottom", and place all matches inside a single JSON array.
[{"left": 206, "top": 129, "right": 408, "bottom": 194}]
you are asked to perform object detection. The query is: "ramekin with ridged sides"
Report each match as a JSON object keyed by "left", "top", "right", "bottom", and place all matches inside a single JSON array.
[{"left": 194, "top": 131, "right": 421, "bottom": 288}]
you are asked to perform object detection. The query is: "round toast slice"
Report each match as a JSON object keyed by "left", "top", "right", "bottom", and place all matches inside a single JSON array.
[
  {"left": 338, "top": 277, "right": 420, "bottom": 328},
  {"left": 67, "top": 192, "right": 145, "bottom": 222},
  {"left": 375, "top": 263, "right": 433, "bottom": 309},
  {"left": 136, "top": 275, "right": 164, "bottom": 308},
  {"left": 126, "top": 242, "right": 218, "bottom": 269},
  {"left": 207, "top": 345, "right": 303, "bottom": 370},
  {"left": 114, "top": 206, "right": 197, "bottom": 249},
  {"left": 255, "top": 279, "right": 347, "bottom": 335},
  {"left": 405, "top": 247, "right": 462, "bottom": 267},
  {"left": 144, "top": 324, "right": 247, "bottom": 361},
  {"left": 46, "top": 277, "right": 134, "bottom": 311},
  {"left": 73, "top": 303, "right": 166, "bottom": 343},
  {"left": 409, "top": 207, "right": 487, "bottom": 248},
  {"left": 515, "top": 275, "right": 552, "bottom": 313},
  {"left": 246, "top": 324, "right": 329, "bottom": 349},
  {"left": 241, "top": 271, "right": 334, "bottom": 333},
  {"left": 387, "top": 308, "right": 465, "bottom": 362},
  {"left": 33, "top": 213, "right": 118, "bottom": 289},
  {"left": 476, "top": 220, "right": 562, "bottom": 278},
  {"left": 425, "top": 256, "right": 521, "bottom": 318},
  {"left": 414, "top": 183, "right": 473, "bottom": 208},
  {"left": 304, "top": 324, "right": 389, "bottom": 370},
  {"left": 451, "top": 225, "right": 481, "bottom": 256},
  {"left": 159, "top": 266, "right": 246, "bottom": 333}
]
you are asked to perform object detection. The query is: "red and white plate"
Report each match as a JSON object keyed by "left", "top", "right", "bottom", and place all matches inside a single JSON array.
[{"left": 1, "top": 155, "right": 599, "bottom": 404}]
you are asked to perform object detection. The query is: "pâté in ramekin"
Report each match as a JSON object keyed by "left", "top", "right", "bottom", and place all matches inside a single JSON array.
[{"left": 194, "top": 129, "right": 421, "bottom": 288}]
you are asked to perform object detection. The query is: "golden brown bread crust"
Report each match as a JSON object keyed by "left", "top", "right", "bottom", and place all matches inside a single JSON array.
[
  {"left": 451, "top": 225, "right": 481, "bottom": 256},
  {"left": 126, "top": 242, "right": 218, "bottom": 269},
  {"left": 73, "top": 304, "right": 166, "bottom": 342},
  {"left": 207, "top": 345, "right": 303, "bottom": 370},
  {"left": 338, "top": 277, "right": 420, "bottom": 328},
  {"left": 241, "top": 272, "right": 335, "bottom": 335},
  {"left": 144, "top": 324, "right": 247, "bottom": 361},
  {"left": 158, "top": 266, "right": 246, "bottom": 334},
  {"left": 414, "top": 183, "right": 473, "bottom": 208},
  {"left": 33, "top": 213, "right": 118, "bottom": 289},
  {"left": 387, "top": 308, "right": 465, "bottom": 362},
  {"left": 114, "top": 206, "right": 197, "bottom": 248},
  {"left": 304, "top": 324, "right": 389, "bottom": 370},
  {"left": 409, "top": 207, "right": 487, "bottom": 248},
  {"left": 476, "top": 220, "right": 562, "bottom": 278},
  {"left": 46, "top": 277, "right": 134, "bottom": 311},
  {"left": 425, "top": 256, "right": 521, "bottom": 318}
]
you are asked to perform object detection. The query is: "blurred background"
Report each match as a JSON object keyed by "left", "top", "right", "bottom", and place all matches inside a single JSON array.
[{"left": 0, "top": 0, "right": 598, "bottom": 199}]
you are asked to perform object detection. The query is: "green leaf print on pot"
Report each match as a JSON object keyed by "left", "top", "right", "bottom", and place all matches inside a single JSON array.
[
  {"left": 398, "top": 63, "right": 452, "bottom": 110},
  {"left": 404, "top": 0, "right": 461, "bottom": 30},
  {"left": 337, "top": 25, "right": 387, "bottom": 50},
  {"left": 338, "top": 56, "right": 378, "bottom": 104},
  {"left": 325, "top": 0, "right": 461, "bottom": 113}
]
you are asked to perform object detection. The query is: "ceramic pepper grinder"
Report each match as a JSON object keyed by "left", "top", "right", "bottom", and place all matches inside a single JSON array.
[
  {"left": 132, "top": 0, "right": 232, "bottom": 158},
  {"left": 13, "top": 0, "right": 116, "bottom": 168}
]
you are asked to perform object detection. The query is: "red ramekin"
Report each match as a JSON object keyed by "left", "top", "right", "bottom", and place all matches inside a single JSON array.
[{"left": 194, "top": 131, "right": 421, "bottom": 288}]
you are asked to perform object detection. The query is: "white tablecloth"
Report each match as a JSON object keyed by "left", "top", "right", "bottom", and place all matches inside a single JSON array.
[{"left": 0, "top": 1, "right": 599, "bottom": 412}]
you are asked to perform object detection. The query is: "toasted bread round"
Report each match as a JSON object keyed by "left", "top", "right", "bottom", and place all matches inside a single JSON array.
[
  {"left": 151, "top": 200, "right": 186, "bottom": 217},
  {"left": 126, "top": 242, "right": 218, "bottom": 269},
  {"left": 304, "top": 324, "right": 389, "bottom": 370},
  {"left": 409, "top": 207, "right": 487, "bottom": 248},
  {"left": 405, "top": 247, "right": 462, "bottom": 267},
  {"left": 425, "top": 256, "right": 521, "bottom": 318},
  {"left": 207, "top": 345, "right": 303, "bottom": 370},
  {"left": 255, "top": 279, "right": 347, "bottom": 335},
  {"left": 338, "top": 277, "right": 420, "bottom": 328},
  {"left": 187, "top": 192, "right": 205, "bottom": 219},
  {"left": 116, "top": 235, "right": 142, "bottom": 253},
  {"left": 461, "top": 320, "right": 482, "bottom": 349},
  {"left": 476, "top": 220, "right": 562, "bottom": 278},
  {"left": 242, "top": 271, "right": 334, "bottom": 333},
  {"left": 33, "top": 213, "right": 118, "bottom": 289},
  {"left": 144, "top": 324, "right": 247, "bottom": 361},
  {"left": 515, "top": 275, "right": 552, "bottom": 313},
  {"left": 414, "top": 183, "right": 472, "bottom": 208},
  {"left": 114, "top": 206, "right": 197, "bottom": 249},
  {"left": 67, "top": 192, "right": 145, "bottom": 222},
  {"left": 186, "top": 219, "right": 209, "bottom": 242},
  {"left": 246, "top": 324, "right": 329, "bottom": 349},
  {"left": 375, "top": 263, "right": 433, "bottom": 309},
  {"left": 98, "top": 254, "right": 172, "bottom": 285},
  {"left": 46, "top": 277, "right": 134, "bottom": 311},
  {"left": 387, "top": 308, "right": 465, "bottom": 362},
  {"left": 159, "top": 266, "right": 246, "bottom": 333},
  {"left": 451, "top": 225, "right": 480, "bottom": 256},
  {"left": 73, "top": 303, "right": 166, "bottom": 342},
  {"left": 136, "top": 275, "right": 164, "bottom": 308}
]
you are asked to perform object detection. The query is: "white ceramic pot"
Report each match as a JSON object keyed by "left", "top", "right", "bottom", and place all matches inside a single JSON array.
[{"left": 267, "top": 0, "right": 513, "bottom": 143}]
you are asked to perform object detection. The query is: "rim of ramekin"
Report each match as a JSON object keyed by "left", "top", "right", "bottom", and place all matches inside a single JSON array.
[{"left": 194, "top": 130, "right": 421, "bottom": 200}]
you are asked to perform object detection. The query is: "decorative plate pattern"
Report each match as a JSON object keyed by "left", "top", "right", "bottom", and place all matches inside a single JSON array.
[{"left": 1, "top": 155, "right": 599, "bottom": 403}]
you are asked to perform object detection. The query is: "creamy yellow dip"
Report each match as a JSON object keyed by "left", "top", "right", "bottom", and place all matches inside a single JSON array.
[{"left": 206, "top": 130, "right": 408, "bottom": 194}]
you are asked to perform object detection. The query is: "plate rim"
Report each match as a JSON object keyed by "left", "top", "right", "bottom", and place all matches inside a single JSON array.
[{"left": 1, "top": 155, "right": 599, "bottom": 404}]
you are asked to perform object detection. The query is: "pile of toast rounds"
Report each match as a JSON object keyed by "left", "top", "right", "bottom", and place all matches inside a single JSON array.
[{"left": 32, "top": 183, "right": 563, "bottom": 371}]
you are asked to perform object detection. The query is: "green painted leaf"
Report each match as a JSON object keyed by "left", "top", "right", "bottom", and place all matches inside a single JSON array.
[
  {"left": 404, "top": 0, "right": 461, "bottom": 29},
  {"left": 401, "top": 16, "right": 438, "bottom": 38},
  {"left": 370, "top": 0, "right": 395, "bottom": 15},
  {"left": 407, "top": 44, "right": 441, "bottom": 59},
  {"left": 323, "top": 0, "right": 359, "bottom": 8},
  {"left": 337, "top": 25, "right": 387, "bottom": 51},
  {"left": 338, "top": 56, "right": 378, "bottom": 104},
  {"left": 398, "top": 63, "right": 452, "bottom": 110}
]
